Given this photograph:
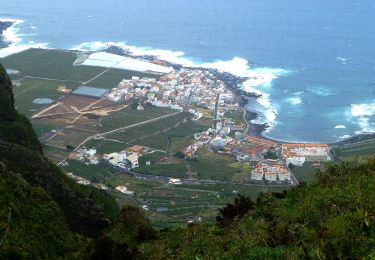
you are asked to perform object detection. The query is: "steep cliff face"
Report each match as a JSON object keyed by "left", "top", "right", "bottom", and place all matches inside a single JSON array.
[
  {"left": 0, "top": 63, "right": 42, "bottom": 152},
  {"left": 0, "top": 163, "right": 86, "bottom": 258},
  {"left": 0, "top": 63, "right": 119, "bottom": 248}
]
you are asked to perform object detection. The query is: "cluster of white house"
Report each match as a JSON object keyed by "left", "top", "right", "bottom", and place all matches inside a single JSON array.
[
  {"left": 115, "top": 185, "right": 134, "bottom": 195},
  {"left": 104, "top": 68, "right": 236, "bottom": 118},
  {"left": 251, "top": 159, "right": 292, "bottom": 183},
  {"left": 103, "top": 151, "right": 139, "bottom": 169},
  {"left": 282, "top": 143, "right": 330, "bottom": 166}
]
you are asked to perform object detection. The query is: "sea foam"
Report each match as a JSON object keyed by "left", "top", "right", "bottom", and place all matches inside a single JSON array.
[
  {"left": 0, "top": 18, "right": 48, "bottom": 58},
  {"left": 349, "top": 100, "right": 375, "bottom": 134}
]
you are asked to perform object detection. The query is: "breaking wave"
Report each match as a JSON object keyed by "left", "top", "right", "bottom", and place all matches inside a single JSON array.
[
  {"left": 0, "top": 18, "right": 48, "bottom": 58},
  {"left": 349, "top": 100, "right": 375, "bottom": 134}
]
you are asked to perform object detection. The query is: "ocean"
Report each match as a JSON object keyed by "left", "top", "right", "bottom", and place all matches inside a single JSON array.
[{"left": 1, "top": 0, "right": 374, "bottom": 143}]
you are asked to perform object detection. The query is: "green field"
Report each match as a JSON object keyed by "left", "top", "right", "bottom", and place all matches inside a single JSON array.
[
  {"left": 12, "top": 78, "right": 74, "bottom": 117},
  {"left": 189, "top": 149, "right": 251, "bottom": 182},
  {"left": 289, "top": 161, "right": 322, "bottom": 183},
  {"left": 224, "top": 109, "right": 245, "bottom": 126},
  {"left": 134, "top": 162, "right": 188, "bottom": 178},
  {"left": 98, "top": 104, "right": 175, "bottom": 133},
  {"left": 88, "top": 68, "right": 158, "bottom": 89},
  {"left": 333, "top": 134, "right": 375, "bottom": 162},
  {"left": 1, "top": 48, "right": 104, "bottom": 82},
  {"left": 61, "top": 159, "right": 291, "bottom": 228}
]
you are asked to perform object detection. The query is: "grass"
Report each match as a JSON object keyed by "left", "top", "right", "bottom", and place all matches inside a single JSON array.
[
  {"left": 133, "top": 163, "right": 188, "bottom": 178},
  {"left": 138, "top": 152, "right": 166, "bottom": 166},
  {"left": 12, "top": 78, "right": 71, "bottom": 117},
  {"left": 86, "top": 139, "right": 126, "bottom": 154},
  {"left": 98, "top": 105, "right": 175, "bottom": 133},
  {"left": 105, "top": 113, "right": 208, "bottom": 152},
  {"left": 58, "top": 159, "right": 292, "bottom": 228},
  {"left": 31, "top": 119, "right": 58, "bottom": 137},
  {"left": 224, "top": 109, "right": 245, "bottom": 126},
  {"left": 1, "top": 48, "right": 105, "bottom": 82},
  {"left": 88, "top": 68, "right": 158, "bottom": 89},
  {"left": 43, "top": 145, "right": 68, "bottom": 164},
  {"left": 62, "top": 160, "right": 117, "bottom": 182},
  {"left": 189, "top": 149, "right": 251, "bottom": 182},
  {"left": 289, "top": 162, "right": 322, "bottom": 183},
  {"left": 333, "top": 134, "right": 375, "bottom": 162}
]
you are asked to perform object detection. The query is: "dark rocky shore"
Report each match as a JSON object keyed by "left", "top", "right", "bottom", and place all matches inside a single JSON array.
[{"left": 0, "top": 21, "right": 13, "bottom": 48}]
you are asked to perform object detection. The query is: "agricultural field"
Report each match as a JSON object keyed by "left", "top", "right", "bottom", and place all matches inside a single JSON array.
[
  {"left": 289, "top": 161, "right": 322, "bottom": 183},
  {"left": 188, "top": 148, "right": 251, "bottom": 182},
  {"left": 100, "top": 112, "right": 207, "bottom": 151},
  {"left": 61, "top": 159, "right": 291, "bottom": 228},
  {"left": 88, "top": 67, "right": 157, "bottom": 89},
  {"left": 1, "top": 48, "right": 105, "bottom": 82},
  {"left": 332, "top": 134, "right": 375, "bottom": 162}
]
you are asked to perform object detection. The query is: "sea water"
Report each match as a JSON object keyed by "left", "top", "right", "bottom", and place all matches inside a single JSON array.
[{"left": 1, "top": 0, "right": 374, "bottom": 143}]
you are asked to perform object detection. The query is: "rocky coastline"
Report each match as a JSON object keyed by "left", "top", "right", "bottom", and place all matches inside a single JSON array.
[{"left": 0, "top": 20, "right": 13, "bottom": 48}]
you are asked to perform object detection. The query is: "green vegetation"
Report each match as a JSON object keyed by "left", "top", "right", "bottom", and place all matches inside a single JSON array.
[
  {"left": 0, "top": 167, "right": 88, "bottom": 258},
  {"left": 138, "top": 151, "right": 166, "bottom": 166},
  {"left": 189, "top": 149, "right": 251, "bottom": 182},
  {"left": 86, "top": 108, "right": 208, "bottom": 155},
  {"left": 13, "top": 78, "right": 78, "bottom": 117},
  {"left": 289, "top": 161, "right": 322, "bottom": 183},
  {"left": 98, "top": 104, "right": 175, "bottom": 133},
  {"left": 1, "top": 48, "right": 104, "bottom": 82},
  {"left": 263, "top": 150, "right": 278, "bottom": 160},
  {"left": 333, "top": 134, "right": 375, "bottom": 162},
  {"left": 224, "top": 109, "right": 245, "bottom": 125},
  {"left": 137, "top": 159, "right": 375, "bottom": 259},
  {"left": 134, "top": 162, "right": 188, "bottom": 178},
  {"left": 88, "top": 68, "right": 158, "bottom": 89}
]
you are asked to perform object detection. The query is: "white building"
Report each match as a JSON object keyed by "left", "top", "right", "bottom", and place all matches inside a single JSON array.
[
  {"left": 265, "top": 172, "right": 277, "bottom": 182},
  {"left": 127, "top": 153, "right": 139, "bottom": 168},
  {"left": 115, "top": 185, "right": 134, "bottom": 195},
  {"left": 251, "top": 172, "right": 264, "bottom": 181},
  {"left": 286, "top": 156, "right": 306, "bottom": 167},
  {"left": 278, "top": 172, "right": 291, "bottom": 182},
  {"left": 169, "top": 178, "right": 182, "bottom": 185}
]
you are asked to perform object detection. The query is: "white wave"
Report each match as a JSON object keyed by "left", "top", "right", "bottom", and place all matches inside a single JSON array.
[
  {"left": 338, "top": 134, "right": 351, "bottom": 141},
  {"left": 351, "top": 102, "right": 375, "bottom": 117},
  {"left": 0, "top": 18, "right": 48, "bottom": 58},
  {"left": 349, "top": 100, "right": 375, "bottom": 134},
  {"left": 293, "top": 91, "right": 304, "bottom": 96},
  {"left": 72, "top": 41, "right": 197, "bottom": 67},
  {"left": 286, "top": 96, "right": 303, "bottom": 106},
  {"left": 307, "top": 86, "right": 333, "bottom": 96},
  {"left": 334, "top": 125, "right": 346, "bottom": 129},
  {"left": 336, "top": 56, "right": 348, "bottom": 64}
]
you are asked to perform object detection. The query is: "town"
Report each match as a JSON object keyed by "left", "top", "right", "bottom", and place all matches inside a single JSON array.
[{"left": 2, "top": 48, "right": 333, "bottom": 225}]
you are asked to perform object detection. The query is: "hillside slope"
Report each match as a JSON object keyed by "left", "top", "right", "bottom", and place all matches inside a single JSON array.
[
  {"left": 0, "top": 164, "right": 87, "bottom": 258},
  {"left": 138, "top": 159, "right": 375, "bottom": 259},
  {"left": 0, "top": 63, "right": 120, "bottom": 256}
]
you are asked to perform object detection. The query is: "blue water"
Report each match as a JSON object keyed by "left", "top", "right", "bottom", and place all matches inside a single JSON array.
[{"left": 1, "top": 0, "right": 375, "bottom": 142}]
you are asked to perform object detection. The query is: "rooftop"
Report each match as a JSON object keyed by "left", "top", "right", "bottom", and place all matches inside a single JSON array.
[{"left": 72, "top": 86, "right": 108, "bottom": 98}]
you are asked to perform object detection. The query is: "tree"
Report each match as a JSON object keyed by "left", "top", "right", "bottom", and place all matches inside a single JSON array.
[
  {"left": 174, "top": 151, "right": 186, "bottom": 159},
  {"left": 216, "top": 195, "right": 255, "bottom": 227}
]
